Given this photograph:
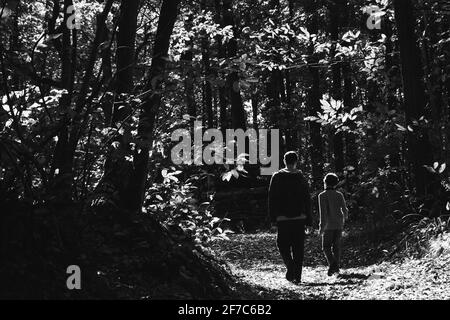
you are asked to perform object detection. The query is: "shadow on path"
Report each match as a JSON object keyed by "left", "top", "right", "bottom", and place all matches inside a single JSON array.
[
  {"left": 301, "top": 281, "right": 348, "bottom": 287},
  {"left": 300, "top": 272, "right": 369, "bottom": 287},
  {"left": 337, "top": 273, "right": 370, "bottom": 280}
]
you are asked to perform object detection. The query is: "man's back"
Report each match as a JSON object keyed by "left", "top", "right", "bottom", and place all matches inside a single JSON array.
[{"left": 268, "top": 169, "right": 312, "bottom": 224}]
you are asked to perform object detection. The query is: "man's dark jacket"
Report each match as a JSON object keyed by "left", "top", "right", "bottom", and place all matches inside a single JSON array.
[{"left": 268, "top": 169, "right": 312, "bottom": 226}]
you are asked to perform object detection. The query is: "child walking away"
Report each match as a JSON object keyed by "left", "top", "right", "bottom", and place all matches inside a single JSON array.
[{"left": 318, "top": 173, "right": 348, "bottom": 276}]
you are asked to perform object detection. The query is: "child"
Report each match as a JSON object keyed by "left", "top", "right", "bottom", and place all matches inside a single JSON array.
[{"left": 318, "top": 173, "right": 348, "bottom": 276}]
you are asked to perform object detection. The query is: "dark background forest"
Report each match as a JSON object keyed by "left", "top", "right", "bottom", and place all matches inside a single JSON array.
[{"left": 0, "top": 0, "right": 449, "bottom": 299}]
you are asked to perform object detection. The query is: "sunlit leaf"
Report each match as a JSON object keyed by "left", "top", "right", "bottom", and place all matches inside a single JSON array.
[{"left": 395, "top": 124, "right": 407, "bottom": 132}]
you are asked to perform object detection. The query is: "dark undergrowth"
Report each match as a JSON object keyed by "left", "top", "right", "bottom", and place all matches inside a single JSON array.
[{"left": 0, "top": 200, "right": 239, "bottom": 300}]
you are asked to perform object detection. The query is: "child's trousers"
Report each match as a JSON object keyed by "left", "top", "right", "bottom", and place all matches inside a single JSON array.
[{"left": 322, "top": 229, "right": 342, "bottom": 270}]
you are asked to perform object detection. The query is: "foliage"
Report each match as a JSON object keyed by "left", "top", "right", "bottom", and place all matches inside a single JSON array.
[
  {"left": 145, "top": 167, "right": 233, "bottom": 244},
  {"left": 305, "top": 95, "right": 364, "bottom": 134}
]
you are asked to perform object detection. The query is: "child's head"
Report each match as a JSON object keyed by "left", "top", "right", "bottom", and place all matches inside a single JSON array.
[
  {"left": 283, "top": 151, "right": 298, "bottom": 168},
  {"left": 324, "top": 173, "right": 339, "bottom": 189}
]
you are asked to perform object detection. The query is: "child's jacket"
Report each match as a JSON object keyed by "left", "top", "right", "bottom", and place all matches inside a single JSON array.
[{"left": 318, "top": 189, "right": 348, "bottom": 231}]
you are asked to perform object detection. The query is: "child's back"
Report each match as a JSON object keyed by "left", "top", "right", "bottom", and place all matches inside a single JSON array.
[
  {"left": 318, "top": 173, "right": 348, "bottom": 276},
  {"left": 318, "top": 189, "right": 348, "bottom": 232}
]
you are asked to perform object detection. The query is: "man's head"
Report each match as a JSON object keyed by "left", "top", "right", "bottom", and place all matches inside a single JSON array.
[
  {"left": 283, "top": 151, "right": 298, "bottom": 169},
  {"left": 324, "top": 173, "right": 339, "bottom": 189}
]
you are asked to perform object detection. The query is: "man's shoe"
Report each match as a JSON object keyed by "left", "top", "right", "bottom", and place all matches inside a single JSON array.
[
  {"left": 286, "top": 269, "right": 295, "bottom": 281},
  {"left": 327, "top": 268, "right": 334, "bottom": 276},
  {"left": 292, "top": 276, "right": 302, "bottom": 284}
]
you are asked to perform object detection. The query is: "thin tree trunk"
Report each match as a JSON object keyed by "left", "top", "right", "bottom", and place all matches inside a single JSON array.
[
  {"left": 99, "top": 15, "right": 113, "bottom": 124},
  {"left": 343, "top": 62, "right": 358, "bottom": 172},
  {"left": 51, "top": 0, "right": 76, "bottom": 203},
  {"left": 215, "top": 0, "right": 228, "bottom": 135},
  {"left": 201, "top": 0, "right": 214, "bottom": 128},
  {"left": 305, "top": 0, "right": 324, "bottom": 188},
  {"left": 287, "top": 0, "right": 300, "bottom": 155},
  {"left": 181, "top": 14, "right": 197, "bottom": 125},
  {"left": 383, "top": 15, "right": 402, "bottom": 169},
  {"left": 329, "top": 0, "right": 344, "bottom": 173},
  {"left": 222, "top": 0, "right": 246, "bottom": 130},
  {"left": 251, "top": 92, "right": 259, "bottom": 132},
  {"left": 125, "top": 0, "right": 181, "bottom": 213}
]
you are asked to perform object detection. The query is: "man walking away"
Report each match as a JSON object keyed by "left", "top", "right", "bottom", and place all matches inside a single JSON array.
[{"left": 268, "top": 151, "right": 312, "bottom": 284}]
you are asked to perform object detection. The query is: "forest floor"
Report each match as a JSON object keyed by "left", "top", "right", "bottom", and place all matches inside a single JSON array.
[{"left": 211, "top": 227, "right": 450, "bottom": 300}]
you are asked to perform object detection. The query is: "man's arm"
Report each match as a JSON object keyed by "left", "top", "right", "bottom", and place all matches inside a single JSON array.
[
  {"left": 268, "top": 173, "right": 280, "bottom": 223},
  {"left": 318, "top": 193, "right": 327, "bottom": 233},
  {"left": 303, "top": 179, "right": 313, "bottom": 227},
  {"left": 340, "top": 192, "right": 349, "bottom": 220}
]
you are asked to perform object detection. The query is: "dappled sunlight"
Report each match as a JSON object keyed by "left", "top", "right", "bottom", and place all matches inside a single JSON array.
[{"left": 213, "top": 232, "right": 450, "bottom": 300}]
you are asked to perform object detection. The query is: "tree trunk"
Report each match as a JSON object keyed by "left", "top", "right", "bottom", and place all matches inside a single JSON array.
[
  {"left": 329, "top": 0, "right": 344, "bottom": 173},
  {"left": 95, "top": 0, "right": 138, "bottom": 213},
  {"left": 383, "top": 15, "right": 402, "bottom": 169},
  {"left": 252, "top": 92, "right": 259, "bottom": 132},
  {"left": 305, "top": 0, "right": 324, "bottom": 188},
  {"left": 181, "top": 14, "right": 197, "bottom": 125},
  {"left": 286, "top": 0, "right": 301, "bottom": 156},
  {"left": 125, "top": 0, "right": 181, "bottom": 213},
  {"left": 51, "top": 0, "right": 76, "bottom": 203},
  {"left": 215, "top": 0, "right": 228, "bottom": 135},
  {"left": 98, "top": 15, "right": 113, "bottom": 125},
  {"left": 113, "top": 0, "right": 139, "bottom": 123},
  {"left": 266, "top": 0, "right": 285, "bottom": 162},
  {"left": 222, "top": 0, "right": 246, "bottom": 130},
  {"left": 393, "top": 0, "right": 433, "bottom": 195},
  {"left": 201, "top": 0, "right": 214, "bottom": 128},
  {"left": 420, "top": 9, "right": 445, "bottom": 161}
]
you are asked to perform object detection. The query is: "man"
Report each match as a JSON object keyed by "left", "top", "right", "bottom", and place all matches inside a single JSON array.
[{"left": 268, "top": 151, "right": 312, "bottom": 283}]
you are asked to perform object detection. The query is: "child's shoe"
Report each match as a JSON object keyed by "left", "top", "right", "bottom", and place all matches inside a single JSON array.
[
  {"left": 327, "top": 264, "right": 340, "bottom": 276},
  {"left": 332, "top": 265, "right": 340, "bottom": 275}
]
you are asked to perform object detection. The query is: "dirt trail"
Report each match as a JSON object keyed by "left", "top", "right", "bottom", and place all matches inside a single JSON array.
[{"left": 211, "top": 232, "right": 450, "bottom": 299}]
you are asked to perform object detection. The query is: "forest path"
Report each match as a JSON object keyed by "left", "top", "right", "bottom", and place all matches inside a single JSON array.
[{"left": 211, "top": 231, "right": 450, "bottom": 299}]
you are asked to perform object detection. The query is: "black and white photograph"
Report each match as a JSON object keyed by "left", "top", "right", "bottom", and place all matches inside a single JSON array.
[{"left": 1, "top": 0, "right": 450, "bottom": 306}]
